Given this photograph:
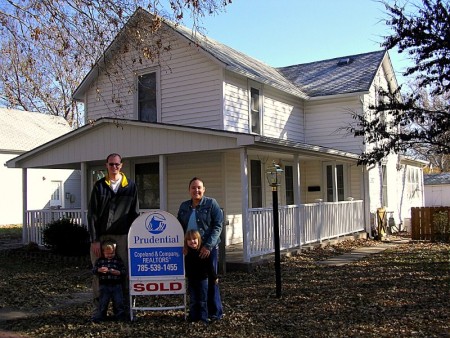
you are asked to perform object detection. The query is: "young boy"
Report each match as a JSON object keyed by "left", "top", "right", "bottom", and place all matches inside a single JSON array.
[
  {"left": 92, "top": 240, "right": 126, "bottom": 322},
  {"left": 184, "top": 230, "right": 218, "bottom": 324}
]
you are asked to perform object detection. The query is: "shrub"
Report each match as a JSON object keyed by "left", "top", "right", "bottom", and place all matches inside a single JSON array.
[{"left": 42, "top": 218, "right": 90, "bottom": 256}]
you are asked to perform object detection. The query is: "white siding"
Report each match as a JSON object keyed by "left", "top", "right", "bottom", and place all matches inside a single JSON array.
[
  {"left": 85, "top": 26, "right": 223, "bottom": 129},
  {"left": 223, "top": 152, "right": 243, "bottom": 244},
  {"left": 166, "top": 152, "right": 225, "bottom": 216},
  {"left": 1, "top": 152, "right": 80, "bottom": 225},
  {"left": 223, "top": 72, "right": 250, "bottom": 133},
  {"left": 304, "top": 97, "right": 363, "bottom": 154},
  {"left": 263, "top": 86, "right": 304, "bottom": 142},
  {"left": 425, "top": 185, "right": 450, "bottom": 207},
  {"left": 300, "top": 161, "right": 322, "bottom": 203},
  {"left": 396, "top": 164, "right": 424, "bottom": 223},
  {"left": 348, "top": 163, "right": 363, "bottom": 200},
  {"left": 223, "top": 71, "right": 305, "bottom": 142}
]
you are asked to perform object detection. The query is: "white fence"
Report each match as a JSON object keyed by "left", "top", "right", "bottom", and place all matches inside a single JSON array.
[
  {"left": 25, "top": 209, "right": 87, "bottom": 245},
  {"left": 25, "top": 202, "right": 364, "bottom": 261},
  {"left": 247, "top": 200, "right": 364, "bottom": 261}
]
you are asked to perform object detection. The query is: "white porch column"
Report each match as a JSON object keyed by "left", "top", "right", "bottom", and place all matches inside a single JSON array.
[
  {"left": 293, "top": 154, "right": 301, "bottom": 205},
  {"left": 81, "top": 162, "right": 88, "bottom": 225},
  {"left": 293, "top": 154, "right": 301, "bottom": 246},
  {"left": 159, "top": 155, "right": 167, "bottom": 211},
  {"left": 240, "top": 148, "right": 250, "bottom": 262},
  {"left": 22, "top": 168, "right": 28, "bottom": 244}
]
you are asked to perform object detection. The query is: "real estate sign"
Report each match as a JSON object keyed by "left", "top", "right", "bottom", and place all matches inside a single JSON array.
[{"left": 128, "top": 210, "right": 185, "bottom": 296}]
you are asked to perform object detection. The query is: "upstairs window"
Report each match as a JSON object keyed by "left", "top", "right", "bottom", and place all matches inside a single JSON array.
[
  {"left": 138, "top": 72, "right": 158, "bottom": 122},
  {"left": 250, "top": 87, "right": 261, "bottom": 134}
]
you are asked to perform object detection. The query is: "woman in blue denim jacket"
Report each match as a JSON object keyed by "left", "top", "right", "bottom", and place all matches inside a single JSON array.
[{"left": 177, "top": 177, "right": 224, "bottom": 321}]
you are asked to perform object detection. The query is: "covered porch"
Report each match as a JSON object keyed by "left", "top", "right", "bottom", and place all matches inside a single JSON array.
[{"left": 8, "top": 119, "right": 370, "bottom": 266}]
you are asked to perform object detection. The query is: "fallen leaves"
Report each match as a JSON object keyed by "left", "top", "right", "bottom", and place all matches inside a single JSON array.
[{"left": 0, "top": 238, "right": 448, "bottom": 337}]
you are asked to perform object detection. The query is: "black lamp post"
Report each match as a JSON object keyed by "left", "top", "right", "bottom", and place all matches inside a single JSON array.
[{"left": 266, "top": 161, "right": 283, "bottom": 298}]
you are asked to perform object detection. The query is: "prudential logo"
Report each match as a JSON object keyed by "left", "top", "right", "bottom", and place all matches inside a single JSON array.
[{"left": 145, "top": 213, "right": 167, "bottom": 234}]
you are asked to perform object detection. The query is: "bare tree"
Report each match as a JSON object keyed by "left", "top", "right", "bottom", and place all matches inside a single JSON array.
[
  {"left": 405, "top": 81, "right": 450, "bottom": 172},
  {"left": 349, "top": 0, "right": 450, "bottom": 165},
  {"left": 0, "top": 0, "right": 231, "bottom": 127}
]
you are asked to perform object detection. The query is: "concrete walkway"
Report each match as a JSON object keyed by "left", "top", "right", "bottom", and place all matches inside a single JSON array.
[{"left": 316, "top": 238, "right": 409, "bottom": 266}]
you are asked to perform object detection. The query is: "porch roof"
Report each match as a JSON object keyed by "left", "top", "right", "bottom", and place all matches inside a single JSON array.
[{"left": 6, "top": 118, "right": 360, "bottom": 169}]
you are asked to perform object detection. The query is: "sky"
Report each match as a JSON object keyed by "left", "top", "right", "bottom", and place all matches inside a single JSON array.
[{"left": 181, "top": 0, "right": 414, "bottom": 86}]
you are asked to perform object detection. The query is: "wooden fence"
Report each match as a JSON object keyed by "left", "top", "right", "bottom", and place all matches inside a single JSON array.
[{"left": 411, "top": 207, "right": 450, "bottom": 241}]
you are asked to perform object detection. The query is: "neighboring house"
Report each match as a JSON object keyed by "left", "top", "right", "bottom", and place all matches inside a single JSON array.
[
  {"left": 6, "top": 9, "right": 424, "bottom": 258},
  {"left": 424, "top": 173, "right": 450, "bottom": 207},
  {"left": 0, "top": 108, "right": 81, "bottom": 226}
]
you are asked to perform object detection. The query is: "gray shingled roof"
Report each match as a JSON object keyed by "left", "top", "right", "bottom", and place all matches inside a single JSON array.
[
  {"left": 277, "top": 50, "right": 386, "bottom": 97},
  {"left": 166, "top": 19, "right": 309, "bottom": 99},
  {"left": 424, "top": 173, "right": 450, "bottom": 185},
  {"left": 74, "top": 8, "right": 387, "bottom": 102},
  {"left": 0, "top": 108, "right": 71, "bottom": 152}
]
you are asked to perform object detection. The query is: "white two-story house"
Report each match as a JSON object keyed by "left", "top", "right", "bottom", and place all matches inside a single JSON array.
[{"left": 6, "top": 9, "right": 424, "bottom": 260}]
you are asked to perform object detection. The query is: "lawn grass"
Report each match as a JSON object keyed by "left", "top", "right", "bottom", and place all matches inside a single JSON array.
[{"left": 0, "top": 224, "right": 22, "bottom": 240}]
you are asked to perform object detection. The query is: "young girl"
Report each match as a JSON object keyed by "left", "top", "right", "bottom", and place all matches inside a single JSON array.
[{"left": 184, "top": 230, "right": 218, "bottom": 323}]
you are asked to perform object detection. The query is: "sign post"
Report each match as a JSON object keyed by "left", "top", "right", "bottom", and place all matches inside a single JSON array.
[{"left": 128, "top": 210, "right": 185, "bottom": 321}]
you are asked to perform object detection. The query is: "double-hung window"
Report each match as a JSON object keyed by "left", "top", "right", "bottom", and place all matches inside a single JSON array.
[
  {"left": 135, "top": 163, "right": 160, "bottom": 209},
  {"left": 138, "top": 71, "right": 159, "bottom": 122},
  {"left": 250, "top": 160, "right": 262, "bottom": 208},
  {"left": 284, "top": 165, "right": 294, "bottom": 205},
  {"left": 250, "top": 88, "right": 261, "bottom": 134},
  {"left": 324, "top": 163, "right": 347, "bottom": 202}
]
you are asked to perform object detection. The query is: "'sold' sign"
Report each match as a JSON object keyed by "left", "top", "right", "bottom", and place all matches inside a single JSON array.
[{"left": 128, "top": 211, "right": 185, "bottom": 295}]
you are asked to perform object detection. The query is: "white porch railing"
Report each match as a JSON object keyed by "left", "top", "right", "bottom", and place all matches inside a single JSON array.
[
  {"left": 24, "top": 209, "right": 154, "bottom": 245},
  {"left": 25, "top": 201, "right": 365, "bottom": 261},
  {"left": 25, "top": 209, "right": 88, "bottom": 245},
  {"left": 248, "top": 200, "right": 364, "bottom": 261}
]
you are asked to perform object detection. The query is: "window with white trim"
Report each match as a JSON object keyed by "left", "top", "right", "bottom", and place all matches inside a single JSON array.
[
  {"left": 250, "top": 87, "right": 261, "bottom": 134},
  {"left": 50, "top": 181, "right": 62, "bottom": 207},
  {"left": 135, "top": 162, "right": 160, "bottom": 209},
  {"left": 324, "top": 163, "right": 347, "bottom": 202},
  {"left": 250, "top": 160, "right": 262, "bottom": 207},
  {"left": 284, "top": 165, "right": 294, "bottom": 205},
  {"left": 138, "top": 71, "right": 158, "bottom": 122}
]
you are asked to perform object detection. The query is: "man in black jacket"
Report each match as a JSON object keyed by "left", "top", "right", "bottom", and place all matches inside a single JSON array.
[{"left": 88, "top": 153, "right": 139, "bottom": 320}]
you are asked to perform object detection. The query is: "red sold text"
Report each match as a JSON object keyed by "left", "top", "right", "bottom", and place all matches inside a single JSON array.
[{"left": 132, "top": 281, "right": 185, "bottom": 294}]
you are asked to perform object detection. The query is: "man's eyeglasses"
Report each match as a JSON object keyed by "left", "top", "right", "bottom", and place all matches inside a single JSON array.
[{"left": 108, "top": 163, "right": 121, "bottom": 167}]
